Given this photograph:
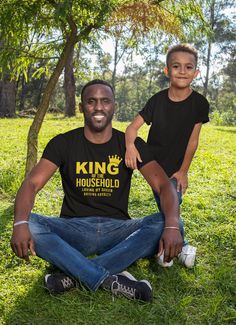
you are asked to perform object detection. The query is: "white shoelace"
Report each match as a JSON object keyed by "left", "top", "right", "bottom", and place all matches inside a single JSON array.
[
  {"left": 61, "top": 277, "right": 75, "bottom": 289},
  {"left": 111, "top": 277, "right": 136, "bottom": 299}
]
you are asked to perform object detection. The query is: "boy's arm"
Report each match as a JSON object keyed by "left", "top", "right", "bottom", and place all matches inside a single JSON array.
[
  {"left": 125, "top": 114, "right": 145, "bottom": 169},
  {"left": 11, "top": 158, "right": 58, "bottom": 261},
  {"left": 171, "top": 122, "right": 202, "bottom": 193},
  {"left": 140, "top": 161, "right": 183, "bottom": 262}
]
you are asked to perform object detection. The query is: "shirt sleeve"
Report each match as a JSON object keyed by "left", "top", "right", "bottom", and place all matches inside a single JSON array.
[
  {"left": 195, "top": 95, "right": 210, "bottom": 124},
  {"left": 42, "top": 134, "right": 67, "bottom": 167},
  {"left": 139, "top": 96, "right": 155, "bottom": 125},
  {"left": 135, "top": 137, "right": 155, "bottom": 169}
]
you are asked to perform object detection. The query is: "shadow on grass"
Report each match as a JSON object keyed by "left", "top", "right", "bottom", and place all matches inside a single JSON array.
[
  {"left": 4, "top": 275, "right": 96, "bottom": 325},
  {"left": 1, "top": 202, "right": 234, "bottom": 324},
  {"left": 3, "top": 260, "right": 194, "bottom": 325},
  {"left": 0, "top": 204, "right": 14, "bottom": 231},
  {"left": 2, "top": 254, "right": 235, "bottom": 324}
]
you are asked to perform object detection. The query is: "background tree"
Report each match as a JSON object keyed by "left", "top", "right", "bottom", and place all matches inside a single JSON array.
[
  {"left": 0, "top": 0, "right": 119, "bottom": 173},
  {"left": 0, "top": 0, "right": 208, "bottom": 174},
  {"left": 18, "top": 62, "right": 47, "bottom": 114},
  {"left": 0, "top": 40, "right": 16, "bottom": 117},
  {"left": 64, "top": 41, "right": 76, "bottom": 117},
  {"left": 213, "top": 48, "right": 236, "bottom": 125},
  {"left": 0, "top": 74, "right": 16, "bottom": 118},
  {"left": 115, "top": 46, "right": 167, "bottom": 121},
  {"left": 104, "top": 0, "right": 186, "bottom": 90},
  {"left": 195, "top": 0, "right": 236, "bottom": 97}
]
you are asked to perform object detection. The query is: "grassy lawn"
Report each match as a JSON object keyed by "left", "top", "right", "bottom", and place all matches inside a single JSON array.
[{"left": 0, "top": 115, "right": 235, "bottom": 325}]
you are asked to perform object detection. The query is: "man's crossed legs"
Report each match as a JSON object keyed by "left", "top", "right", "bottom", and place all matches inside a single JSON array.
[{"left": 29, "top": 213, "right": 184, "bottom": 302}]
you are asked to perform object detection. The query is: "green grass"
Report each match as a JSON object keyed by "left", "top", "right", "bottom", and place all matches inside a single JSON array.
[{"left": 0, "top": 115, "right": 235, "bottom": 325}]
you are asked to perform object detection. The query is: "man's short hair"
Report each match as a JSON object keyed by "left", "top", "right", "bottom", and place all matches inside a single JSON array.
[
  {"left": 81, "top": 79, "right": 114, "bottom": 101},
  {"left": 166, "top": 44, "right": 198, "bottom": 67}
]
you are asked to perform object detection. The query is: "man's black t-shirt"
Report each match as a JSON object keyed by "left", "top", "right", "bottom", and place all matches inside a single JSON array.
[
  {"left": 42, "top": 128, "right": 154, "bottom": 219},
  {"left": 139, "top": 89, "right": 209, "bottom": 177}
]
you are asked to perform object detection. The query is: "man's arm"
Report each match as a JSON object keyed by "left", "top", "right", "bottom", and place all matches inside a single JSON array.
[
  {"left": 125, "top": 114, "right": 145, "bottom": 169},
  {"left": 11, "top": 158, "right": 58, "bottom": 261},
  {"left": 139, "top": 161, "right": 183, "bottom": 262},
  {"left": 171, "top": 123, "right": 202, "bottom": 193}
]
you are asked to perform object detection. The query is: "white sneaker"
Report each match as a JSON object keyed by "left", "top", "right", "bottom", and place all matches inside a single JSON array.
[
  {"left": 178, "top": 245, "right": 197, "bottom": 268},
  {"left": 156, "top": 253, "right": 173, "bottom": 268}
]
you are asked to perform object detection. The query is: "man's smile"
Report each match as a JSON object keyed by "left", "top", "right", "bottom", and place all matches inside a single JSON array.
[{"left": 92, "top": 113, "right": 106, "bottom": 121}]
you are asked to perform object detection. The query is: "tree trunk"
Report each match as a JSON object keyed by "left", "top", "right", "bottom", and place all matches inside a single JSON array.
[
  {"left": 19, "top": 74, "right": 27, "bottom": 111},
  {"left": 64, "top": 43, "right": 76, "bottom": 117},
  {"left": 203, "top": 0, "right": 215, "bottom": 97},
  {"left": 25, "top": 20, "right": 94, "bottom": 175},
  {"left": 203, "top": 41, "right": 211, "bottom": 97},
  {"left": 0, "top": 76, "right": 16, "bottom": 117},
  {"left": 0, "top": 40, "right": 16, "bottom": 117},
  {"left": 25, "top": 36, "right": 77, "bottom": 174},
  {"left": 112, "top": 38, "right": 119, "bottom": 91},
  {"left": 33, "top": 74, "right": 46, "bottom": 108}
]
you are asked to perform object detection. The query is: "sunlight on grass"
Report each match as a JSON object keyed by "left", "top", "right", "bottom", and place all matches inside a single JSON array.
[{"left": 0, "top": 116, "right": 235, "bottom": 324}]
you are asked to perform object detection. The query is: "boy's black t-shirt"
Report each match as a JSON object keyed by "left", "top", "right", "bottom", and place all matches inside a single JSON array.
[
  {"left": 139, "top": 89, "right": 209, "bottom": 177},
  {"left": 42, "top": 128, "right": 154, "bottom": 219}
]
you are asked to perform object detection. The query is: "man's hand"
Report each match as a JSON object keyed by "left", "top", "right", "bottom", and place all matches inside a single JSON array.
[
  {"left": 171, "top": 171, "right": 188, "bottom": 194},
  {"left": 157, "top": 228, "right": 183, "bottom": 262},
  {"left": 10, "top": 225, "right": 36, "bottom": 262},
  {"left": 125, "top": 144, "right": 142, "bottom": 170}
]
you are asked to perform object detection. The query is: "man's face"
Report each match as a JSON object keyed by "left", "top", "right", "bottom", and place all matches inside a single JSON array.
[
  {"left": 80, "top": 84, "right": 115, "bottom": 132},
  {"left": 165, "top": 51, "right": 199, "bottom": 89}
]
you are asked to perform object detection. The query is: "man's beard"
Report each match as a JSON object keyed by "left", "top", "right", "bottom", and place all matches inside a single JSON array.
[{"left": 84, "top": 111, "right": 114, "bottom": 132}]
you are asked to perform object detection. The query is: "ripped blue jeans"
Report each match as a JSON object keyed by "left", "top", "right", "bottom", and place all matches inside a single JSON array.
[{"left": 29, "top": 213, "right": 184, "bottom": 291}]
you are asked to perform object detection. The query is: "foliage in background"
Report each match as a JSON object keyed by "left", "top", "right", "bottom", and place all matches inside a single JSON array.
[
  {"left": 193, "top": 0, "right": 236, "bottom": 96},
  {"left": 0, "top": 1, "right": 235, "bottom": 127},
  {"left": 0, "top": 0, "right": 209, "bottom": 175}
]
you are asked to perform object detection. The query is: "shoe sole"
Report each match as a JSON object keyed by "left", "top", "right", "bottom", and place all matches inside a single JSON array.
[
  {"left": 44, "top": 274, "right": 51, "bottom": 283},
  {"left": 119, "top": 271, "right": 137, "bottom": 281},
  {"left": 139, "top": 279, "right": 152, "bottom": 290},
  {"left": 119, "top": 271, "right": 152, "bottom": 290},
  {"left": 44, "top": 274, "right": 56, "bottom": 293}
]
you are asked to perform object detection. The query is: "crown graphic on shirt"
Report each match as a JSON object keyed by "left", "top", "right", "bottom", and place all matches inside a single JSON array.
[{"left": 108, "top": 155, "right": 123, "bottom": 166}]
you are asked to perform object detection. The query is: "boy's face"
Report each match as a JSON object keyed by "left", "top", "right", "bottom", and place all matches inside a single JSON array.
[{"left": 164, "top": 51, "right": 199, "bottom": 89}]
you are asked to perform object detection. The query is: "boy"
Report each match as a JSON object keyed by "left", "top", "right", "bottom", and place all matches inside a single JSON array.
[{"left": 125, "top": 44, "right": 209, "bottom": 267}]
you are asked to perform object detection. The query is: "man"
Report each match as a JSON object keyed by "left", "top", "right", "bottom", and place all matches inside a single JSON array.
[{"left": 11, "top": 80, "right": 183, "bottom": 302}]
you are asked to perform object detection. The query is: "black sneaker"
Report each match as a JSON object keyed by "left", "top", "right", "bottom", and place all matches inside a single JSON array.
[
  {"left": 44, "top": 273, "right": 77, "bottom": 294},
  {"left": 104, "top": 273, "right": 152, "bottom": 302}
]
